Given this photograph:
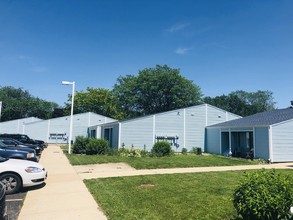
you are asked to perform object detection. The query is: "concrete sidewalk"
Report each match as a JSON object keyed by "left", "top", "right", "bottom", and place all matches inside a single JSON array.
[
  {"left": 74, "top": 160, "right": 293, "bottom": 180},
  {"left": 18, "top": 144, "right": 107, "bottom": 220}
]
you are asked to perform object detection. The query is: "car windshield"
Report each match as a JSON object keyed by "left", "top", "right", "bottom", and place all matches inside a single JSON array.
[
  {"left": 0, "top": 156, "right": 8, "bottom": 163},
  {"left": 13, "top": 139, "right": 22, "bottom": 144}
]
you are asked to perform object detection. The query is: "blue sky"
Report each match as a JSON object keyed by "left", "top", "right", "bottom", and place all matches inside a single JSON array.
[{"left": 0, "top": 0, "right": 292, "bottom": 108}]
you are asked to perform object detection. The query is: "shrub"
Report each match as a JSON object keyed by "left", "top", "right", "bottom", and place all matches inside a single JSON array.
[
  {"left": 118, "top": 147, "right": 142, "bottom": 157},
  {"left": 181, "top": 148, "right": 188, "bottom": 155},
  {"left": 106, "top": 148, "right": 119, "bottom": 156},
  {"left": 141, "top": 145, "right": 149, "bottom": 157},
  {"left": 196, "top": 147, "right": 202, "bottom": 155},
  {"left": 151, "top": 141, "right": 172, "bottom": 157},
  {"left": 190, "top": 147, "right": 202, "bottom": 155},
  {"left": 233, "top": 169, "right": 293, "bottom": 220},
  {"left": 85, "top": 138, "right": 109, "bottom": 155},
  {"left": 73, "top": 136, "right": 89, "bottom": 154}
]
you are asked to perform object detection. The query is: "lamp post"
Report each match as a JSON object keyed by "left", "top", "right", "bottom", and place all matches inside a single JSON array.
[
  {"left": 0, "top": 101, "right": 2, "bottom": 121},
  {"left": 62, "top": 81, "right": 75, "bottom": 154}
]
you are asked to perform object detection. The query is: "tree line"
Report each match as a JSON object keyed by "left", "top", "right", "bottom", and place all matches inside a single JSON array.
[{"left": 0, "top": 64, "right": 276, "bottom": 122}]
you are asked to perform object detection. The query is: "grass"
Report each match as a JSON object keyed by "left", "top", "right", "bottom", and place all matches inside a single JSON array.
[
  {"left": 66, "top": 153, "right": 263, "bottom": 169},
  {"left": 84, "top": 170, "right": 293, "bottom": 220}
]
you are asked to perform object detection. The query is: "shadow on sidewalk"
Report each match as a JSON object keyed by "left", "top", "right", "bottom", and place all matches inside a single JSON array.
[{"left": 19, "top": 183, "right": 46, "bottom": 193}]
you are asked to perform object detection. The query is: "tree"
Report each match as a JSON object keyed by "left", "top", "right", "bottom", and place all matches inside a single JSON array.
[
  {"left": 203, "top": 90, "right": 276, "bottom": 116},
  {"left": 64, "top": 87, "right": 125, "bottom": 119},
  {"left": 0, "top": 86, "right": 58, "bottom": 121},
  {"left": 230, "top": 90, "right": 276, "bottom": 115},
  {"left": 112, "top": 65, "right": 202, "bottom": 118}
]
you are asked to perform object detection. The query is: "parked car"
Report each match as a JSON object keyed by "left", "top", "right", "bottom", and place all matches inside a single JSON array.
[
  {"left": 0, "top": 182, "right": 7, "bottom": 220},
  {"left": 0, "top": 156, "right": 47, "bottom": 194},
  {"left": 0, "top": 138, "right": 42, "bottom": 155},
  {"left": 0, "top": 141, "right": 38, "bottom": 162},
  {"left": 0, "top": 134, "right": 47, "bottom": 149}
]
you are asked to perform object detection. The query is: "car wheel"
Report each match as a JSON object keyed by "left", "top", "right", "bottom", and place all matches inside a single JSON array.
[{"left": 0, "top": 173, "right": 22, "bottom": 194}]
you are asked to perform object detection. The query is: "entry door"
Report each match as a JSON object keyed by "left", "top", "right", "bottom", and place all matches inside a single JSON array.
[{"left": 104, "top": 128, "right": 113, "bottom": 147}]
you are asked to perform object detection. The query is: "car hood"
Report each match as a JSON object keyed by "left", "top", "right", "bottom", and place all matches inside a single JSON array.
[
  {"left": 3, "top": 146, "right": 35, "bottom": 153},
  {"left": 0, "top": 158, "right": 44, "bottom": 169}
]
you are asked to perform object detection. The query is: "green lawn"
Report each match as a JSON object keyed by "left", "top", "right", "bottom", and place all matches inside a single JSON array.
[
  {"left": 84, "top": 170, "right": 293, "bottom": 220},
  {"left": 66, "top": 153, "right": 263, "bottom": 169}
]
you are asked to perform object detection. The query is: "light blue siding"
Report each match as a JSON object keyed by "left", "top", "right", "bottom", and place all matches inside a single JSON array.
[
  {"left": 25, "top": 121, "right": 49, "bottom": 142},
  {"left": 1, "top": 112, "right": 115, "bottom": 143},
  {"left": 254, "top": 127, "right": 269, "bottom": 160},
  {"left": 155, "top": 110, "right": 184, "bottom": 151},
  {"left": 112, "top": 104, "right": 240, "bottom": 152},
  {"left": 101, "top": 123, "right": 119, "bottom": 149},
  {"left": 207, "top": 106, "right": 227, "bottom": 125},
  {"left": 185, "top": 107, "right": 206, "bottom": 148},
  {"left": 120, "top": 116, "right": 154, "bottom": 151},
  {"left": 229, "top": 128, "right": 252, "bottom": 132},
  {"left": 0, "top": 117, "right": 42, "bottom": 134},
  {"left": 227, "top": 114, "right": 240, "bottom": 121},
  {"left": 271, "top": 120, "right": 293, "bottom": 162},
  {"left": 205, "top": 128, "right": 221, "bottom": 154},
  {"left": 88, "top": 112, "right": 116, "bottom": 125}
]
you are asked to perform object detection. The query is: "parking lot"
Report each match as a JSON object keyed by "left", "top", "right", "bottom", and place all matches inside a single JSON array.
[
  {"left": 5, "top": 183, "right": 45, "bottom": 220},
  {"left": 6, "top": 191, "right": 26, "bottom": 220}
]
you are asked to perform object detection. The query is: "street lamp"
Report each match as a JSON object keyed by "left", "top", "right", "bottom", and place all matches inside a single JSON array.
[
  {"left": 0, "top": 101, "right": 2, "bottom": 121},
  {"left": 62, "top": 81, "right": 75, "bottom": 154}
]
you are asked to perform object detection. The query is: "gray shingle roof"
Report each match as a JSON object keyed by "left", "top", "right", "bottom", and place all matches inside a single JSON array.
[{"left": 209, "top": 107, "right": 293, "bottom": 128}]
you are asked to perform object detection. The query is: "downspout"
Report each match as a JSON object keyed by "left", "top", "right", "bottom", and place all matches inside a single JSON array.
[
  {"left": 219, "top": 128, "right": 222, "bottom": 154},
  {"left": 205, "top": 104, "right": 208, "bottom": 126},
  {"left": 229, "top": 128, "right": 232, "bottom": 156},
  {"left": 88, "top": 112, "right": 91, "bottom": 126},
  {"left": 118, "top": 122, "right": 122, "bottom": 149},
  {"left": 153, "top": 115, "right": 156, "bottom": 145},
  {"left": 47, "top": 120, "right": 50, "bottom": 143},
  {"left": 268, "top": 126, "right": 273, "bottom": 162},
  {"left": 183, "top": 108, "right": 186, "bottom": 148},
  {"left": 253, "top": 127, "right": 256, "bottom": 158}
]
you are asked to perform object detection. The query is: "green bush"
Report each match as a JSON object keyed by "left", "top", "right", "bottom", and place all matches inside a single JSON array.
[
  {"left": 196, "top": 147, "right": 202, "bottom": 155},
  {"left": 190, "top": 147, "right": 202, "bottom": 155},
  {"left": 151, "top": 141, "right": 172, "bottom": 157},
  {"left": 85, "top": 138, "right": 109, "bottom": 155},
  {"left": 140, "top": 145, "right": 149, "bottom": 157},
  {"left": 181, "top": 148, "right": 188, "bottom": 155},
  {"left": 106, "top": 148, "right": 119, "bottom": 156},
  {"left": 73, "top": 136, "right": 89, "bottom": 154},
  {"left": 233, "top": 169, "right": 293, "bottom": 220}
]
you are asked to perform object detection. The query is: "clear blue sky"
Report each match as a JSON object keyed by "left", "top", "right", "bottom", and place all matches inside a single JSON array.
[{"left": 0, "top": 0, "right": 292, "bottom": 108}]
